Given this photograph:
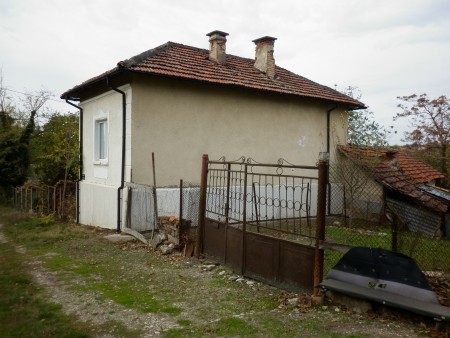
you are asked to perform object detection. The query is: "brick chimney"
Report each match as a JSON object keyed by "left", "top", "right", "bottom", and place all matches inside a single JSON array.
[
  {"left": 252, "top": 36, "right": 277, "bottom": 79},
  {"left": 207, "top": 30, "right": 229, "bottom": 65}
]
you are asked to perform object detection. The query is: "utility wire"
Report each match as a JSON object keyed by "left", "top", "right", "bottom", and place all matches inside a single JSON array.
[{"left": 3, "top": 87, "right": 65, "bottom": 104}]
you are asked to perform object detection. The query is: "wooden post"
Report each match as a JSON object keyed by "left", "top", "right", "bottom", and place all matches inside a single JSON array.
[
  {"left": 151, "top": 152, "right": 158, "bottom": 238},
  {"left": 179, "top": 179, "right": 183, "bottom": 244},
  {"left": 195, "top": 154, "right": 209, "bottom": 258}
]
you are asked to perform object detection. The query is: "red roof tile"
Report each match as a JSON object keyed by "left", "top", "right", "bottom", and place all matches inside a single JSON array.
[
  {"left": 61, "top": 42, "right": 365, "bottom": 109},
  {"left": 338, "top": 145, "right": 447, "bottom": 212}
]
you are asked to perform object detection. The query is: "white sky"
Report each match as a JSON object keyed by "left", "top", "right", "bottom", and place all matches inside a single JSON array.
[{"left": 1, "top": 0, "right": 449, "bottom": 145}]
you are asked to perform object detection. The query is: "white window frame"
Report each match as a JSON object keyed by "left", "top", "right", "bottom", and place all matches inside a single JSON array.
[{"left": 94, "top": 118, "right": 108, "bottom": 164}]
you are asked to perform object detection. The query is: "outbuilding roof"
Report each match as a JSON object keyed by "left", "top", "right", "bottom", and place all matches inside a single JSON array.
[
  {"left": 61, "top": 41, "right": 364, "bottom": 109},
  {"left": 338, "top": 145, "right": 447, "bottom": 212}
]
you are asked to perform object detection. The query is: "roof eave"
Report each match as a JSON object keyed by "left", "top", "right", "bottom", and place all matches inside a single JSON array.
[
  {"left": 60, "top": 67, "right": 122, "bottom": 101},
  {"left": 109, "top": 68, "right": 366, "bottom": 109}
]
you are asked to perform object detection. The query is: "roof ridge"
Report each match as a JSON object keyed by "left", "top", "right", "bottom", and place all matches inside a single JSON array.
[
  {"left": 61, "top": 39, "right": 366, "bottom": 108},
  {"left": 118, "top": 41, "right": 174, "bottom": 68},
  {"left": 116, "top": 42, "right": 365, "bottom": 108}
]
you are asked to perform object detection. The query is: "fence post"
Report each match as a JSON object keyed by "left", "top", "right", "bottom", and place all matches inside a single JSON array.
[
  {"left": 313, "top": 153, "right": 329, "bottom": 297},
  {"left": 195, "top": 154, "right": 209, "bottom": 258},
  {"left": 179, "top": 179, "right": 183, "bottom": 244},
  {"left": 391, "top": 213, "right": 398, "bottom": 252},
  {"left": 151, "top": 152, "right": 159, "bottom": 234},
  {"left": 241, "top": 163, "right": 248, "bottom": 276},
  {"left": 225, "top": 163, "right": 231, "bottom": 223}
]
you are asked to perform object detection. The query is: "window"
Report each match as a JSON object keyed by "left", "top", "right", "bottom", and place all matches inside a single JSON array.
[{"left": 95, "top": 119, "right": 108, "bottom": 162}]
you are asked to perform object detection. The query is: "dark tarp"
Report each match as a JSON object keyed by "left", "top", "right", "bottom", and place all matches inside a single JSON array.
[{"left": 319, "top": 247, "right": 450, "bottom": 322}]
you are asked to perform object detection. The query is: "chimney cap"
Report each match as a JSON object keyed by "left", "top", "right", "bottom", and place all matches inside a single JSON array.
[
  {"left": 252, "top": 36, "right": 277, "bottom": 44},
  {"left": 206, "top": 30, "right": 229, "bottom": 38}
]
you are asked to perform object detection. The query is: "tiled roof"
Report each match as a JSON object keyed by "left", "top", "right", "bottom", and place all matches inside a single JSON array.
[
  {"left": 338, "top": 145, "right": 447, "bottom": 212},
  {"left": 61, "top": 42, "right": 365, "bottom": 109}
]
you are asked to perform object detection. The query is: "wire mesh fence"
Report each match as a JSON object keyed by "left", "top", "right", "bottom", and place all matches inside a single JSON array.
[
  {"left": 125, "top": 183, "right": 156, "bottom": 232},
  {"left": 156, "top": 181, "right": 200, "bottom": 227},
  {"left": 327, "top": 158, "right": 450, "bottom": 276},
  {"left": 124, "top": 181, "right": 200, "bottom": 233},
  {"left": 13, "top": 181, "right": 77, "bottom": 221}
]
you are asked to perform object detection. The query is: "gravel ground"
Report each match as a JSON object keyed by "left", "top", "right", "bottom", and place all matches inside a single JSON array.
[
  {"left": 26, "top": 258, "right": 177, "bottom": 337},
  {"left": 1, "top": 222, "right": 446, "bottom": 337}
]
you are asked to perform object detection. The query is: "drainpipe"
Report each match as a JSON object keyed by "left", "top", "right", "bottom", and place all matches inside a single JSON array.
[
  {"left": 326, "top": 106, "right": 337, "bottom": 154},
  {"left": 326, "top": 106, "right": 337, "bottom": 216},
  {"left": 107, "top": 78, "right": 127, "bottom": 233},
  {"left": 65, "top": 97, "right": 83, "bottom": 224}
]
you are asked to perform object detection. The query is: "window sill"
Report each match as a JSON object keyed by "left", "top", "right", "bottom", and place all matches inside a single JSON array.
[{"left": 93, "top": 160, "right": 109, "bottom": 166}]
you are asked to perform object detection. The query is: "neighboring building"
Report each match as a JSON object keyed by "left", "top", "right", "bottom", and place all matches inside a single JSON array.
[
  {"left": 61, "top": 31, "right": 364, "bottom": 230},
  {"left": 337, "top": 145, "right": 449, "bottom": 238}
]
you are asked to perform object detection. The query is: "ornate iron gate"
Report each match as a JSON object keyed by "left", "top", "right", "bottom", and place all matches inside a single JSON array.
[{"left": 196, "top": 155, "right": 328, "bottom": 292}]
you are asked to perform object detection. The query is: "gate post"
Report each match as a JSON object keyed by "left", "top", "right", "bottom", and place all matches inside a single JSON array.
[
  {"left": 241, "top": 163, "right": 248, "bottom": 275},
  {"left": 313, "top": 153, "right": 329, "bottom": 297},
  {"left": 195, "top": 154, "right": 209, "bottom": 258},
  {"left": 225, "top": 163, "right": 231, "bottom": 223}
]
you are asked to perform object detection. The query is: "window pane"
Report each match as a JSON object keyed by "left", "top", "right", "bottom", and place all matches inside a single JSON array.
[{"left": 97, "top": 120, "right": 107, "bottom": 160}]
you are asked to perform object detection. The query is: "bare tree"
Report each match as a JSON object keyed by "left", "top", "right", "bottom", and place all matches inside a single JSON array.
[
  {"left": 0, "top": 71, "right": 53, "bottom": 190},
  {"left": 330, "top": 150, "right": 380, "bottom": 227},
  {"left": 0, "top": 70, "right": 16, "bottom": 129},
  {"left": 395, "top": 94, "right": 450, "bottom": 181},
  {"left": 21, "top": 88, "right": 52, "bottom": 113}
]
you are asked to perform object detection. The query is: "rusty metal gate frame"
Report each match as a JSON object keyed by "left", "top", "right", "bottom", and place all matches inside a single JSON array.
[{"left": 196, "top": 154, "right": 328, "bottom": 292}]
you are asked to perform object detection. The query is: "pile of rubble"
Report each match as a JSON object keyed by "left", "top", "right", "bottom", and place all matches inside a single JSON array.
[{"left": 149, "top": 216, "right": 194, "bottom": 256}]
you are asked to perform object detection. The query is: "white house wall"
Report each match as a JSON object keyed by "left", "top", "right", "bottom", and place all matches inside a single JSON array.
[
  {"left": 79, "top": 85, "right": 132, "bottom": 229},
  {"left": 79, "top": 181, "right": 118, "bottom": 228},
  {"left": 131, "top": 76, "right": 347, "bottom": 187}
]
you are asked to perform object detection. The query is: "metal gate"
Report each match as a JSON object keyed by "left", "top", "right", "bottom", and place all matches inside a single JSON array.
[{"left": 196, "top": 155, "right": 328, "bottom": 292}]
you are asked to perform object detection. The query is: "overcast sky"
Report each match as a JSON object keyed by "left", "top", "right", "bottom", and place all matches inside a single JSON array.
[{"left": 1, "top": 0, "right": 449, "bottom": 144}]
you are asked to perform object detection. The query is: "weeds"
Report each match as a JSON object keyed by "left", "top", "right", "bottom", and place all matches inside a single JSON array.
[
  {"left": 0, "top": 239, "right": 90, "bottom": 337},
  {"left": 0, "top": 207, "right": 442, "bottom": 337}
]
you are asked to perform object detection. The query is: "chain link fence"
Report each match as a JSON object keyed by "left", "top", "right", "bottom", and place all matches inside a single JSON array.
[
  {"left": 327, "top": 158, "right": 450, "bottom": 276},
  {"left": 124, "top": 183, "right": 156, "bottom": 233},
  {"left": 125, "top": 180, "right": 200, "bottom": 233}
]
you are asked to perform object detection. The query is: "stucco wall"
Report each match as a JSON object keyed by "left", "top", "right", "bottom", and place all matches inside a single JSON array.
[
  {"left": 78, "top": 85, "right": 132, "bottom": 228},
  {"left": 131, "top": 76, "right": 347, "bottom": 187},
  {"left": 80, "top": 85, "right": 132, "bottom": 185},
  {"left": 78, "top": 181, "right": 118, "bottom": 229},
  {"left": 77, "top": 77, "right": 349, "bottom": 228}
]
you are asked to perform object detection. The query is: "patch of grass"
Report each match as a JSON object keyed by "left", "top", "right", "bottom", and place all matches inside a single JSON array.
[
  {"left": 0, "top": 241, "right": 90, "bottom": 338},
  {"left": 326, "top": 226, "right": 391, "bottom": 248},
  {"left": 177, "top": 319, "right": 192, "bottom": 326},
  {"left": 3, "top": 216, "right": 74, "bottom": 251},
  {"left": 207, "top": 277, "right": 227, "bottom": 287},
  {"left": 261, "top": 317, "right": 291, "bottom": 335},
  {"left": 164, "top": 317, "right": 257, "bottom": 338},
  {"left": 89, "top": 320, "right": 142, "bottom": 338},
  {"left": 212, "top": 317, "right": 257, "bottom": 337},
  {"left": 46, "top": 254, "right": 101, "bottom": 275},
  {"left": 164, "top": 328, "right": 192, "bottom": 338},
  {"left": 90, "top": 282, "right": 181, "bottom": 315}
]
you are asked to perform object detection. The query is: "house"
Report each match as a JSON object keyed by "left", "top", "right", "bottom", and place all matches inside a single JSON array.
[
  {"left": 337, "top": 145, "right": 449, "bottom": 238},
  {"left": 61, "top": 31, "right": 364, "bottom": 230}
]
